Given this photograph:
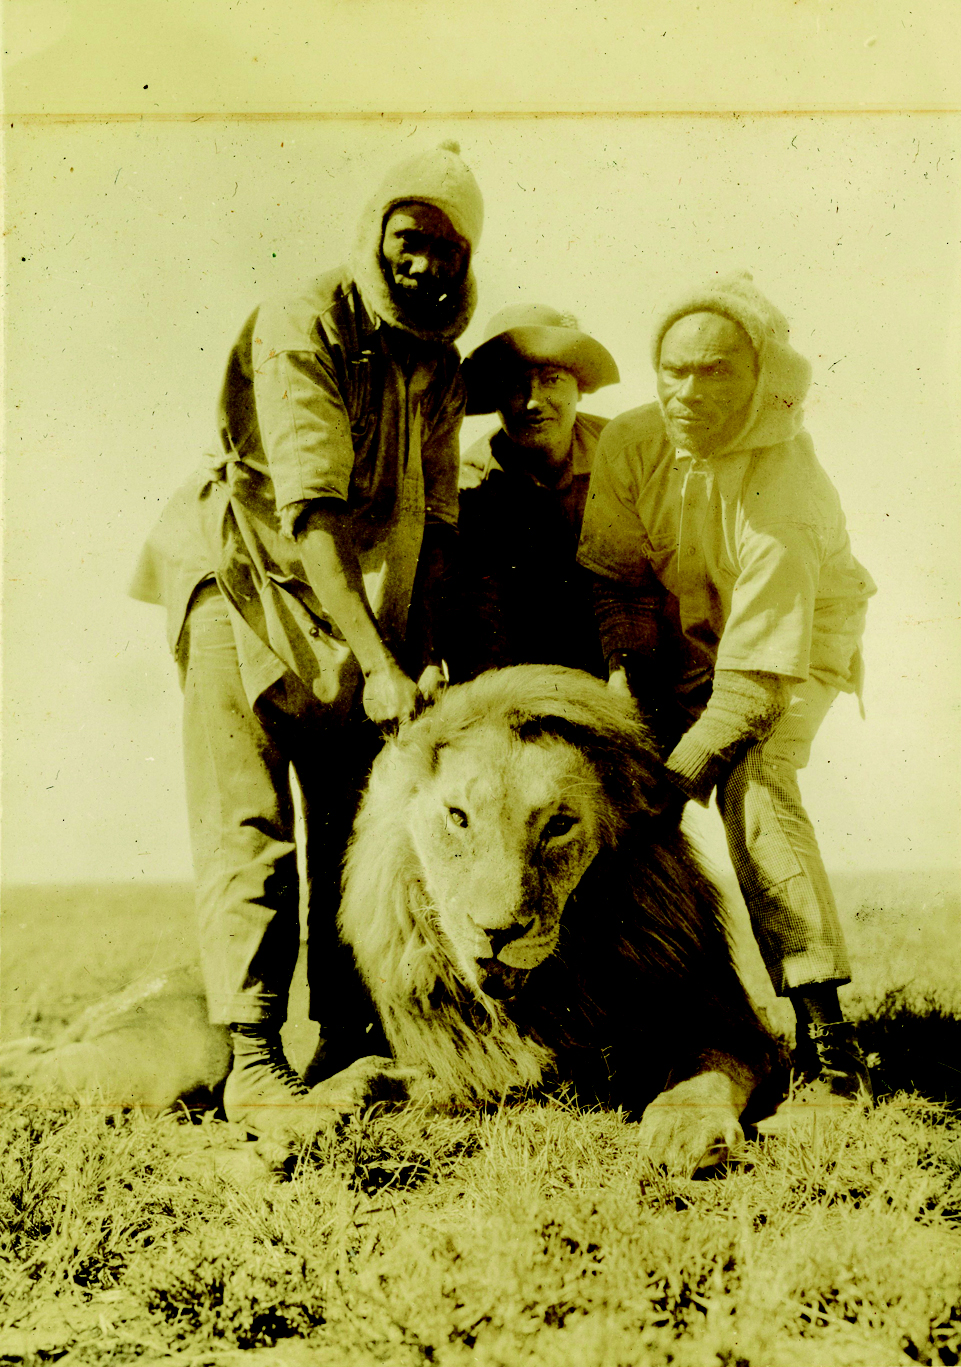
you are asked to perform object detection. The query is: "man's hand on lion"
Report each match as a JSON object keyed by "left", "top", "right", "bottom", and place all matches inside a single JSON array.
[
  {"left": 637, "top": 1070, "right": 750, "bottom": 1176},
  {"left": 415, "top": 663, "right": 448, "bottom": 707},
  {"left": 362, "top": 661, "right": 449, "bottom": 732},
  {"left": 362, "top": 661, "right": 420, "bottom": 731}
]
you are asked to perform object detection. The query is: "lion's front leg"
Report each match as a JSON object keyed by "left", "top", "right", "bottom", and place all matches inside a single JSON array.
[
  {"left": 637, "top": 1061, "right": 754, "bottom": 1176},
  {"left": 304, "top": 1055, "right": 424, "bottom": 1115}
]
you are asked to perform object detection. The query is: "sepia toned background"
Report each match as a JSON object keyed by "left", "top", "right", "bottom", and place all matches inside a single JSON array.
[{"left": 3, "top": 1, "right": 960, "bottom": 890}]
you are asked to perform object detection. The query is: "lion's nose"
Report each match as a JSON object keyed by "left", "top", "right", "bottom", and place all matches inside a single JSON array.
[{"left": 485, "top": 919, "right": 534, "bottom": 958}]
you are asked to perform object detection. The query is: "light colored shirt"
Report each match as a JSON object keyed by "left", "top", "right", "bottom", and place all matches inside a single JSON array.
[
  {"left": 131, "top": 271, "right": 465, "bottom": 713},
  {"left": 576, "top": 404, "right": 876, "bottom": 691}
]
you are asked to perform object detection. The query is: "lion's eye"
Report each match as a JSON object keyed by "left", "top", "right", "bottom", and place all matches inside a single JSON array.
[
  {"left": 447, "top": 807, "right": 469, "bottom": 828},
  {"left": 543, "top": 813, "right": 576, "bottom": 840}
]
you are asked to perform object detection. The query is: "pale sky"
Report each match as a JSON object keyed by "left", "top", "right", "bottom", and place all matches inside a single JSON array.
[{"left": 3, "top": 5, "right": 960, "bottom": 884}]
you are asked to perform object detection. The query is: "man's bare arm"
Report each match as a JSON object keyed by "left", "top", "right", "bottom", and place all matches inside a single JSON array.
[
  {"left": 295, "top": 501, "right": 418, "bottom": 728},
  {"left": 404, "top": 519, "right": 457, "bottom": 696}
]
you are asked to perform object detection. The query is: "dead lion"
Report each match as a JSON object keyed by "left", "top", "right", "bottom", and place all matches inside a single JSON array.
[{"left": 339, "top": 664, "right": 780, "bottom": 1175}]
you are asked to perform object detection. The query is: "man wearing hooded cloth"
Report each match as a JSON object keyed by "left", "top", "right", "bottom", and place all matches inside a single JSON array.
[
  {"left": 131, "top": 143, "right": 483, "bottom": 1133},
  {"left": 578, "top": 272, "right": 877, "bottom": 1108}
]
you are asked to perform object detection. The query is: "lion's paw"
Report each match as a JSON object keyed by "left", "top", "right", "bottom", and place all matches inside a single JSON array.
[
  {"left": 304, "top": 1055, "right": 423, "bottom": 1115},
  {"left": 638, "top": 1071, "right": 748, "bottom": 1176}
]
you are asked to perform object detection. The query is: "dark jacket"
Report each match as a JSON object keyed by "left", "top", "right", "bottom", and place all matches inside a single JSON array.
[{"left": 451, "top": 413, "right": 607, "bottom": 681}]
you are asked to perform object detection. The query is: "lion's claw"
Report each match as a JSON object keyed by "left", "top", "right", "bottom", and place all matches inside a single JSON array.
[{"left": 637, "top": 1071, "right": 749, "bottom": 1176}]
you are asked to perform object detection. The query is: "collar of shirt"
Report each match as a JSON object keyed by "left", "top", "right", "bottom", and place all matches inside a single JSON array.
[
  {"left": 486, "top": 417, "right": 594, "bottom": 488},
  {"left": 491, "top": 435, "right": 573, "bottom": 492},
  {"left": 673, "top": 445, "right": 754, "bottom": 499}
]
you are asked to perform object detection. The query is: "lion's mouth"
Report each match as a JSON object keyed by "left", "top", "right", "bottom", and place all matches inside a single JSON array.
[{"left": 475, "top": 957, "right": 531, "bottom": 1001}]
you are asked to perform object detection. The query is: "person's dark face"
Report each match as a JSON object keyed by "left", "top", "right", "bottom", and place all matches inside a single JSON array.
[
  {"left": 657, "top": 312, "right": 758, "bottom": 456},
  {"left": 381, "top": 203, "right": 469, "bottom": 324},
  {"left": 496, "top": 364, "right": 580, "bottom": 467}
]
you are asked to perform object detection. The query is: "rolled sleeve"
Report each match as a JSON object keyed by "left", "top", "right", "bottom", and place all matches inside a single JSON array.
[
  {"left": 577, "top": 434, "right": 652, "bottom": 586},
  {"left": 422, "top": 369, "right": 466, "bottom": 528},
  {"left": 253, "top": 347, "right": 356, "bottom": 514},
  {"left": 716, "top": 521, "right": 820, "bottom": 679}
]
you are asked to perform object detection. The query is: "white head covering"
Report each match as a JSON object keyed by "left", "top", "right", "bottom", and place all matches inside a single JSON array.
[{"left": 349, "top": 140, "right": 483, "bottom": 344}]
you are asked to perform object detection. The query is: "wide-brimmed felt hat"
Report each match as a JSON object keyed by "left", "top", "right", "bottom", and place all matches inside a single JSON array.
[{"left": 462, "top": 304, "right": 620, "bottom": 415}]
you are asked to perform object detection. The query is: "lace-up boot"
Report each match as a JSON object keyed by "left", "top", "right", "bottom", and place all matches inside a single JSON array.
[
  {"left": 757, "top": 1019, "right": 873, "bottom": 1137},
  {"left": 223, "top": 1022, "right": 309, "bottom": 1136},
  {"left": 794, "top": 1020, "right": 874, "bottom": 1104}
]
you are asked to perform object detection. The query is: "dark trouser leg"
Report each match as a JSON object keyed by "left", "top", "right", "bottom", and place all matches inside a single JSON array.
[
  {"left": 181, "top": 585, "right": 300, "bottom": 1027},
  {"left": 294, "top": 711, "right": 390, "bottom": 1077}
]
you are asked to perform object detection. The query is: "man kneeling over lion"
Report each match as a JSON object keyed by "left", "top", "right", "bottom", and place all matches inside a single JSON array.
[
  {"left": 130, "top": 142, "right": 484, "bottom": 1136},
  {"left": 577, "top": 272, "right": 876, "bottom": 1110}
]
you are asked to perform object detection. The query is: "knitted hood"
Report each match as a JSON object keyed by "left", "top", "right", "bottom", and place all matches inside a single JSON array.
[
  {"left": 650, "top": 271, "right": 812, "bottom": 454},
  {"left": 349, "top": 140, "right": 483, "bottom": 344}
]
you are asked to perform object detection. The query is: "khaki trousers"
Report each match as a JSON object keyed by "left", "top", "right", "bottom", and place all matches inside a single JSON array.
[
  {"left": 715, "top": 676, "right": 851, "bottom": 996},
  {"left": 180, "top": 584, "right": 383, "bottom": 1048}
]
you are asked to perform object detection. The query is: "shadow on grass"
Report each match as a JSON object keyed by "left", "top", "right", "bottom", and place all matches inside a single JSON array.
[{"left": 859, "top": 991, "right": 961, "bottom": 1110}]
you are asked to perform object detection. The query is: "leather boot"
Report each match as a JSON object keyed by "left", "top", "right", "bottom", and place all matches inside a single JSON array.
[
  {"left": 795, "top": 1020, "right": 874, "bottom": 1104},
  {"left": 223, "top": 1022, "right": 310, "bottom": 1136},
  {"left": 757, "top": 1020, "right": 873, "bottom": 1135}
]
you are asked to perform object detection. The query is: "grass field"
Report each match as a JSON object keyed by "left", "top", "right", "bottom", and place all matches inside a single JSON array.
[{"left": 1, "top": 875, "right": 960, "bottom": 1366}]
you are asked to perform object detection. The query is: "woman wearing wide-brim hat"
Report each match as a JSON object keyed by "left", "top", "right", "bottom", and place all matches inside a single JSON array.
[
  {"left": 461, "top": 303, "right": 620, "bottom": 418},
  {"left": 452, "top": 303, "right": 620, "bottom": 682}
]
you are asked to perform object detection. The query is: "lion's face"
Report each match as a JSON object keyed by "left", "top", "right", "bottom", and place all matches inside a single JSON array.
[{"left": 407, "top": 723, "right": 607, "bottom": 1000}]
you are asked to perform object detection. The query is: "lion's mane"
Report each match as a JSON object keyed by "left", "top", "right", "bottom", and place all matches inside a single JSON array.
[{"left": 339, "top": 665, "right": 776, "bottom": 1114}]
